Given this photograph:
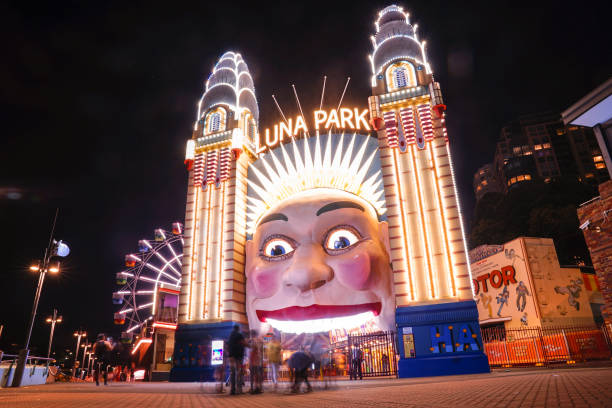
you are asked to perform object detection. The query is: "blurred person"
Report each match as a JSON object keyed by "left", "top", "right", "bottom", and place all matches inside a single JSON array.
[
  {"left": 227, "top": 325, "right": 246, "bottom": 395},
  {"left": 288, "top": 349, "right": 314, "bottom": 394},
  {"left": 249, "top": 330, "right": 264, "bottom": 394},
  {"left": 382, "top": 353, "right": 390, "bottom": 373},
  {"left": 267, "top": 337, "right": 281, "bottom": 389},
  {"left": 350, "top": 346, "right": 363, "bottom": 380},
  {"left": 92, "top": 333, "right": 112, "bottom": 386}
]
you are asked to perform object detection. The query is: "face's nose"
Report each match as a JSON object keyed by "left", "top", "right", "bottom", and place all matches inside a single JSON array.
[{"left": 283, "top": 242, "right": 333, "bottom": 293}]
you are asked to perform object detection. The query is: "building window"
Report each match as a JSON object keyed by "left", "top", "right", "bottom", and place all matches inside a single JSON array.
[
  {"left": 393, "top": 68, "right": 408, "bottom": 88},
  {"left": 208, "top": 113, "right": 220, "bottom": 132},
  {"left": 204, "top": 107, "right": 227, "bottom": 135},
  {"left": 385, "top": 61, "right": 417, "bottom": 91},
  {"left": 596, "top": 162, "right": 606, "bottom": 169},
  {"left": 593, "top": 155, "right": 604, "bottom": 163}
]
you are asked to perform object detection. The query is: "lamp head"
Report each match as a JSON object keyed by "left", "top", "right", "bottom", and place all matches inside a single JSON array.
[{"left": 48, "top": 261, "right": 60, "bottom": 274}]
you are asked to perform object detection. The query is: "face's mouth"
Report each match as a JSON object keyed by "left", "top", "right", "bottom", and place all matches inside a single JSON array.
[{"left": 256, "top": 302, "right": 381, "bottom": 322}]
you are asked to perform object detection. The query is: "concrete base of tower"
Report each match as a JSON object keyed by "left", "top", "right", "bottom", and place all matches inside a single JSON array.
[
  {"left": 395, "top": 301, "right": 490, "bottom": 378},
  {"left": 169, "top": 321, "right": 238, "bottom": 382}
]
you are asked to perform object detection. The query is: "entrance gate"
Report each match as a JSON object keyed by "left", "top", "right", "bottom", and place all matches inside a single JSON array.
[{"left": 346, "top": 331, "right": 397, "bottom": 377}]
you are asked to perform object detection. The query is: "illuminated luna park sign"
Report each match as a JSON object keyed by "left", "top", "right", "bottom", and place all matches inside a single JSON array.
[{"left": 255, "top": 107, "right": 370, "bottom": 153}]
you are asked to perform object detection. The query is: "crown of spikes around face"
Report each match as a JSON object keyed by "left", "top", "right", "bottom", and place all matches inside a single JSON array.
[{"left": 246, "top": 132, "right": 386, "bottom": 233}]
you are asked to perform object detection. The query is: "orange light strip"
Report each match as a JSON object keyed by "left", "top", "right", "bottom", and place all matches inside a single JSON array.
[
  {"left": 187, "top": 182, "right": 200, "bottom": 320},
  {"left": 391, "top": 148, "right": 414, "bottom": 301},
  {"left": 202, "top": 187, "right": 213, "bottom": 319},
  {"left": 410, "top": 144, "right": 435, "bottom": 299},
  {"left": 428, "top": 143, "right": 456, "bottom": 297},
  {"left": 159, "top": 288, "right": 181, "bottom": 295},
  {"left": 152, "top": 322, "right": 178, "bottom": 330},
  {"left": 131, "top": 338, "right": 152, "bottom": 355},
  {"left": 217, "top": 182, "right": 226, "bottom": 318}
]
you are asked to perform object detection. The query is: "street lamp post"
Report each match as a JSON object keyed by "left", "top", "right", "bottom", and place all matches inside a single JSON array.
[
  {"left": 81, "top": 340, "right": 90, "bottom": 378},
  {"left": 72, "top": 329, "right": 86, "bottom": 378},
  {"left": 85, "top": 352, "right": 93, "bottom": 378},
  {"left": 11, "top": 209, "right": 69, "bottom": 387},
  {"left": 45, "top": 309, "right": 62, "bottom": 360}
]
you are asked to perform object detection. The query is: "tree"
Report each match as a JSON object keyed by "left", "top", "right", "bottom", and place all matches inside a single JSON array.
[{"left": 469, "top": 177, "right": 596, "bottom": 265}]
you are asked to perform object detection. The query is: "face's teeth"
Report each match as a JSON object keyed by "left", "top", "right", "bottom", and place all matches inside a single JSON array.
[{"left": 265, "top": 311, "right": 376, "bottom": 334}]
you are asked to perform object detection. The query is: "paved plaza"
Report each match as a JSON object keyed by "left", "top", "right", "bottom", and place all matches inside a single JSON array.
[{"left": 1, "top": 367, "right": 612, "bottom": 407}]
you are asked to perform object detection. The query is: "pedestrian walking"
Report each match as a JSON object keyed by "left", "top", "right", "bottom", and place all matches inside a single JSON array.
[
  {"left": 287, "top": 349, "right": 314, "bottom": 394},
  {"left": 227, "top": 325, "right": 246, "bottom": 395},
  {"left": 267, "top": 337, "right": 281, "bottom": 389},
  {"left": 92, "top": 333, "right": 112, "bottom": 386},
  {"left": 249, "top": 330, "right": 263, "bottom": 394}
]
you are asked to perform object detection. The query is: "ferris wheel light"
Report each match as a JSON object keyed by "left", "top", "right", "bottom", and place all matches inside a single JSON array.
[
  {"left": 154, "top": 229, "right": 166, "bottom": 242},
  {"left": 138, "top": 240, "right": 151, "bottom": 253},
  {"left": 172, "top": 222, "right": 183, "bottom": 235}
]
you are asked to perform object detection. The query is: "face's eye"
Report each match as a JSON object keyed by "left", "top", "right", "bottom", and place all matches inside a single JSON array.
[
  {"left": 325, "top": 227, "right": 360, "bottom": 252},
  {"left": 262, "top": 239, "right": 295, "bottom": 258}
]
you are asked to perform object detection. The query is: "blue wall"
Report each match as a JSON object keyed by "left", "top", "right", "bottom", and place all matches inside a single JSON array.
[
  {"left": 395, "top": 301, "right": 490, "bottom": 377},
  {"left": 169, "top": 321, "right": 236, "bottom": 382}
]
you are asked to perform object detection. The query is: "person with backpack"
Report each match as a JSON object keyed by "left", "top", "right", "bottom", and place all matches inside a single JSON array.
[
  {"left": 288, "top": 348, "right": 314, "bottom": 394},
  {"left": 92, "top": 333, "right": 112, "bottom": 386}
]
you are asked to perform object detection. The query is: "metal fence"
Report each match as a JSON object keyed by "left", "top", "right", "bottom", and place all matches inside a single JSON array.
[
  {"left": 481, "top": 325, "right": 612, "bottom": 367},
  {"left": 346, "top": 331, "right": 398, "bottom": 377}
]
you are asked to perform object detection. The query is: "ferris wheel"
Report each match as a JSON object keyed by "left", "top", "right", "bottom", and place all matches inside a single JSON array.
[{"left": 113, "top": 223, "right": 184, "bottom": 336}]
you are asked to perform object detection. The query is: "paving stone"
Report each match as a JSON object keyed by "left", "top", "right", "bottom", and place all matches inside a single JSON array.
[{"left": 1, "top": 367, "right": 611, "bottom": 407}]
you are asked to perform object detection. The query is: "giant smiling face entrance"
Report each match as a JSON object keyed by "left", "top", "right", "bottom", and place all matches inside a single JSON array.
[
  {"left": 244, "top": 133, "right": 395, "bottom": 336},
  {"left": 171, "top": 5, "right": 490, "bottom": 382}
]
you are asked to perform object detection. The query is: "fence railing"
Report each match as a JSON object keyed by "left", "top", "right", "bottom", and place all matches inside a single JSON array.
[
  {"left": 346, "top": 331, "right": 398, "bottom": 377},
  {"left": 481, "top": 325, "right": 612, "bottom": 367}
]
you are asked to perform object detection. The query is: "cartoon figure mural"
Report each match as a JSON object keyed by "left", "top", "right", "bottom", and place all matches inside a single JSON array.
[
  {"left": 471, "top": 238, "right": 599, "bottom": 330},
  {"left": 476, "top": 293, "right": 493, "bottom": 318},
  {"left": 555, "top": 279, "right": 583, "bottom": 311},
  {"left": 504, "top": 248, "right": 524, "bottom": 265},
  {"left": 496, "top": 286, "right": 509, "bottom": 317},
  {"left": 515, "top": 281, "right": 530, "bottom": 312}
]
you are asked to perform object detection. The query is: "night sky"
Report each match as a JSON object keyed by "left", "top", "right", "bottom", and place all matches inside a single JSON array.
[{"left": 1, "top": 0, "right": 610, "bottom": 355}]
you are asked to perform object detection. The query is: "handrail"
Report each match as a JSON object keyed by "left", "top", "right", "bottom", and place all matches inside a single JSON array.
[{"left": 1, "top": 354, "right": 55, "bottom": 363}]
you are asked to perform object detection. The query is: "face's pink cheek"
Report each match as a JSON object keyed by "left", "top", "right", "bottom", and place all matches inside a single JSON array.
[
  {"left": 250, "top": 264, "right": 282, "bottom": 298},
  {"left": 334, "top": 250, "right": 372, "bottom": 290}
]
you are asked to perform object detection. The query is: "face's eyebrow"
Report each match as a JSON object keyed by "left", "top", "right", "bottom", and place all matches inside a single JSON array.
[
  {"left": 316, "top": 201, "right": 365, "bottom": 216},
  {"left": 258, "top": 213, "right": 289, "bottom": 227}
]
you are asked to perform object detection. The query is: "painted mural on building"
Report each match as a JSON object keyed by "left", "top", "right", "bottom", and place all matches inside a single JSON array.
[{"left": 470, "top": 237, "right": 598, "bottom": 329}]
